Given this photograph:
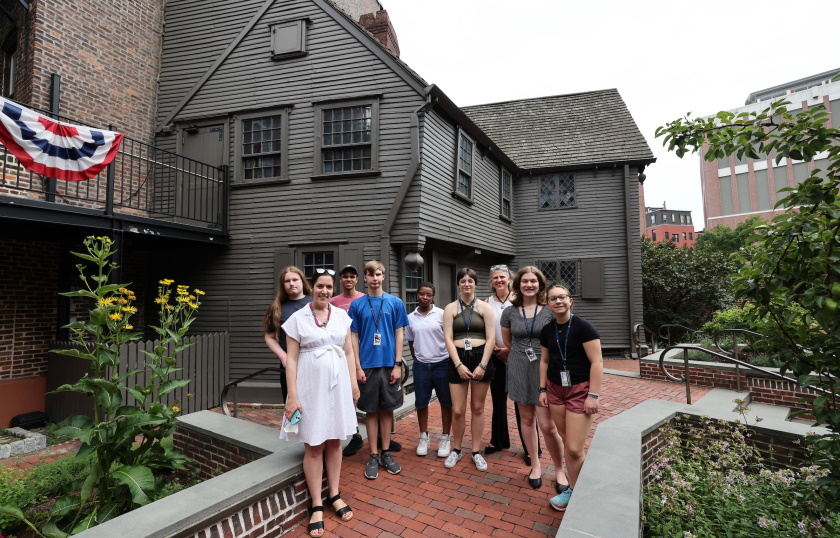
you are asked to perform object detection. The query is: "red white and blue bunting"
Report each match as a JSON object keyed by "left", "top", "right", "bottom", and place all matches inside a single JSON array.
[{"left": 0, "top": 97, "right": 123, "bottom": 181}]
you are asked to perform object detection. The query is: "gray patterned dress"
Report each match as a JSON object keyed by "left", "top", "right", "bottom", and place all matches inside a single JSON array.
[{"left": 500, "top": 305, "right": 554, "bottom": 405}]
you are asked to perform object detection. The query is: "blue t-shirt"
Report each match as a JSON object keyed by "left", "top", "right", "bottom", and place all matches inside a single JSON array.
[{"left": 348, "top": 292, "right": 410, "bottom": 369}]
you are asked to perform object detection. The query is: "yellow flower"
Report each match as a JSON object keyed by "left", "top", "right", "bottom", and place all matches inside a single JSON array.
[
  {"left": 159, "top": 278, "right": 174, "bottom": 285},
  {"left": 172, "top": 406, "right": 180, "bottom": 413},
  {"left": 98, "top": 297, "right": 116, "bottom": 307},
  {"left": 177, "top": 289, "right": 188, "bottom": 295},
  {"left": 194, "top": 289, "right": 205, "bottom": 296},
  {"left": 121, "top": 306, "right": 137, "bottom": 314},
  {"left": 125, "top": 324, "right": 134, "bottom": 330},
  {"left": 177, "top": 296, "right": 189, "bottom": 303},
  {"left": 187, "top": 393, "right": 194, "bottom": 398},
  {"left": 108, "top": 313, "right": 123, "bottom": 321},
  {"left": 188, "top": 302, "right": 199, "bottom": 309},
  {"left": 188, "top": 295, "right": 196, "bottom": 301},
  {"left": 154, "top": 297, "right": 166, "bottom": 304},
  {"left": 165, "top": 305, "right": 174, "bottom": 311},
  {"left": 117, "top": 298, "right": 128, "bottom": 305},
  {"left": 118, "top": 288, "right": 131, "bottom": 295}
]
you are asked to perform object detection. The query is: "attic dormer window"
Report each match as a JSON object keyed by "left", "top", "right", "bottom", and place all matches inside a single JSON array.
[{"left": 269, "top": 19, "right": 308, "bottom": 60}]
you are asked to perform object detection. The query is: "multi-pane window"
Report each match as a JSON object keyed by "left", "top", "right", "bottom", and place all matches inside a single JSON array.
[
  {"left": 455, "top": 131, "right": 474, "bottom": 198},
  {"left": 404, "top": 264, "right": 423, "bottom": 313},
  {"left": 538, "top": 173, "right": 576, "bottom": 209},
  {"left": 686, "top": 215, "right": 692, "bottom": 224},
  {"left": 500, "top": 167, "right": 512, "bottom": 219},
  {"left": 242, "top": 115, "right": 283, "bottom": 180},
  {"left": 650, "top": 215, "right": 656, "bottom": 225},
  {"left": 314, "top": 99, "right": 378, "bottom": 176},
  {"left": 680, "top": 214, "right": 685, "bottom": 223},
  {"left": 322, "top": 105, "right": 372, "bottom": 172},
  {"left": 302, "top": 251, "right": 335, "bottom": 279}
]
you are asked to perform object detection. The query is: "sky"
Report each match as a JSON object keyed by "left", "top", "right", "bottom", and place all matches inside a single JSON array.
[{"left": 383, "top": 0, "right": 840, "bottom": 230}]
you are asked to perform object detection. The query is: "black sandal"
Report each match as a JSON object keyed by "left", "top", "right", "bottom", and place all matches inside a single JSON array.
[
  {"left": 327, "top": 492, "right": 353, "bottom": 522},
  {"left": 308, "top": 505, "right": 325, "bottom": 537}
]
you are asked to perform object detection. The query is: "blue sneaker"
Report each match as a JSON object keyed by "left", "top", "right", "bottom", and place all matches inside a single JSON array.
[{"left": 549, "top": 488, "right": 573, "bottom": 511}]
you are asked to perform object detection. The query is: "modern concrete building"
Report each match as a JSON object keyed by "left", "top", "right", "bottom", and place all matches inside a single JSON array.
[
  {"left": 699, "top": 68, "right": 840, "bottom": 230},
  {"left": 644, "top": 203, "right": 696, "bottom": 247}
]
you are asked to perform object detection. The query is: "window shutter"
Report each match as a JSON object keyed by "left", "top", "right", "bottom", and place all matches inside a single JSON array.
[
  {"left": 580, "top": 259, "right": 604, "bottom": 299},
  {"left": 273, "top": 248, "right": 296, "bottom": 292},
  {"left": 339, "top": 243, "right": 365, "bottom": 277}
]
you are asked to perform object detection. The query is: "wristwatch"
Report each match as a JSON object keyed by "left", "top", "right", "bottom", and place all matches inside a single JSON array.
[
  {"left": 395, "top": 361, "right": 403, "bottom": 367},
  {"left": 538, "top": 387, "right": 547, "bottom": 393}
]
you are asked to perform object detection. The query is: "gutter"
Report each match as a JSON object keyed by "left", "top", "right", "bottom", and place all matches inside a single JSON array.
[
  {"left": 379, "top": 92, "right": 434, "bottom": 257},
  {"left": 624, "top": 164, "right": 638, "bottom": 346}
]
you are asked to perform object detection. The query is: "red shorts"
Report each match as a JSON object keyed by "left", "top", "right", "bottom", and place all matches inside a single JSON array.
[{"left": 546, "top": 380, "right": 590, "bottom": 414}]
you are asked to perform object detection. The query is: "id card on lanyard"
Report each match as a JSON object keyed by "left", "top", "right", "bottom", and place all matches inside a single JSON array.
[
  {"left": 555, "top": 314, "right": 573, "bottom": 387},
  {"left": 459, "top": 299, "right": 475, "bottom": 350},
  {"left": 367, "top": 295, "right": 384, "bottom": 346},
  {"left": 521, "top": 306, "right": 540, "bottom": 362}
]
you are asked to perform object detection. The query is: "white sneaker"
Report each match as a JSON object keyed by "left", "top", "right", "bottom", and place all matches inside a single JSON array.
[
  {"left": 444, "top": 450, "right": 463, "bottom": 468},
  {"left": 437, "top": 434, "right": 451, "bottom": 458},
  {"left": 416, "top": 432, "right": 430, "bottom": 456},
  {"left": 473, "top": 452, "right": 488, "bottom": 471}
]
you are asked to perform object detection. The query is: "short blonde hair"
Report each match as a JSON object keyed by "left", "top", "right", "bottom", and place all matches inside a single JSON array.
[{"left": 364, "top": 260, "right": 386, "bottom": 275}]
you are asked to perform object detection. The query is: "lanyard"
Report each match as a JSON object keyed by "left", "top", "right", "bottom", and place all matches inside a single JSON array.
[
  {"left": 554, "top": 314, "right": 573, "bottom": 371},
  {"left": 521, "top": 306, "right": 539, "bottom": 347},
  {"left": 458, "top": 298, "right": 476, "bottom": 333},
  {"left": 309, "top": 303, "right": 331, "bottom": 328},
  {"left": 366, "top": 294, "right": 384, "bottom": 330}
]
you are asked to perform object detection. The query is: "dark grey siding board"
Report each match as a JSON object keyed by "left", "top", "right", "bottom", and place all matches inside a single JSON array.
[
  {"left": 512, "top": 168, "right": 639, "bottom": 349},
  {"left": 418, "top": 109, "right": 516, "bottom": 254}
]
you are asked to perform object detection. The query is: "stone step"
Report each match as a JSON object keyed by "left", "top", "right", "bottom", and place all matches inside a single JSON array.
[{"left": 737, "top": 402, "right": 790, "bottom": 422}]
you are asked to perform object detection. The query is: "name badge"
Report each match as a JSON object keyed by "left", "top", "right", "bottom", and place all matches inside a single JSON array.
[
  {"left": 373, "top": 333, "right": 382, "bottom": 346},
  {"left": 464, "top": 337, "right": 472, "bottom": 351},
  {"left": 560, "top": 370, "right": 571, "bottom": 387},
  {"left": 525, "top": 348, "right": 537, "bottom": 362}
]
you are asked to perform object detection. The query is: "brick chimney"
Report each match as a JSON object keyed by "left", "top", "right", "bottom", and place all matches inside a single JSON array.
[{"left": 358, "top": 10, "right": 400, "bottom": 57}]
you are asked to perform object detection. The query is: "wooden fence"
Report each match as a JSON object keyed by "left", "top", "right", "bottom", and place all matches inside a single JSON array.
[{"left": 46, "top": 333, "right": 229, "bottom": 423}]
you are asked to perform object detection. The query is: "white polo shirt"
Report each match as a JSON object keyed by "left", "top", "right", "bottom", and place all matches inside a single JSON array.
[{"left": 405, "top": 305, "right": 448, "bottom": 363}]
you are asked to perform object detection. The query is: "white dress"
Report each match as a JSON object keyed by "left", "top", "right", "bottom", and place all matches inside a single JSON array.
[{"left": 279, "top": 305, "right": 358, "bottom": 445}]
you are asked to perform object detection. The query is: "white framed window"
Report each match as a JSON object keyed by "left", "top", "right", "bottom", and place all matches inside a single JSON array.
[{"left": 314, "top": 98, "right": 380, "bottom": 177}]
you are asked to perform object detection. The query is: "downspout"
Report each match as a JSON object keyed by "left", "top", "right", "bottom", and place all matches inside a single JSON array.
[
  {"left": 623, "top": 164, "right": 638, "bottom": 349},
  {"left": 379, "top": 92, "right": 434, "bottom": 271}
]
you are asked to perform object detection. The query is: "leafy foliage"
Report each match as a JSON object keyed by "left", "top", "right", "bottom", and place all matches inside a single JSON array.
[
  {"left": 3, "top": 237, "right": 204, "bottom": 537},
  {"left": 643, "top": 416, "right": 840, "bottom": 536},
  {"left": 641, "top": 237, "right": 736, "bottom": 330},
  {"left": 657, "top": 94, "right": 840, "bottom": 504},
  {"left": 695, "top": 215, "right": 764, "bottom": 254}
]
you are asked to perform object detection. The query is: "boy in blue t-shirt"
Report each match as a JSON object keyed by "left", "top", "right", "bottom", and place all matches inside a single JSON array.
[{"left": 349, "top": 260, "right": 409, "bottom": 479}]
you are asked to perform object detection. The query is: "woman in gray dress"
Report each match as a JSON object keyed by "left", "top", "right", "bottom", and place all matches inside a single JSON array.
[{"left": 500, "top": 267, "right": 569, "bottom": 491}]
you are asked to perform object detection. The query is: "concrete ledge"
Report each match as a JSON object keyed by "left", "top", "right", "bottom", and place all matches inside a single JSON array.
[
  {"left": 558, "top": 399, "right": 683, "bottom": 538},
  {"left": 0, "top": 427, "right": 47, "bottom": 459},
  {"left": 603, "top": 368, "right": 641, "bottom": 379}
]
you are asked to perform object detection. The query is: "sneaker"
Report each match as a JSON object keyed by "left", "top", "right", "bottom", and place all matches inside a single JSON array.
[
  {"left": 416, "top": 432, "right": 430, "bottom": 456},
  {"left": 343, "top": 433, "right": 363, "bottom": 457},
  {"left": 437, "top": 434, "right": 451, "bottom": 458},
  {"left": 364, "top": 454, "right": 380, "bottom": 479},
  {"left": 444, "top": 450, "right": 463, "bottom": 468},
  {"left": 472, "top": 452, "right": 488, "bottom": 471},
  {"left": 549, "top": 488, "right": 573, "bottom": 511},
  {"left": 380, "top": 451, "right": 401, "bottom": 475}
]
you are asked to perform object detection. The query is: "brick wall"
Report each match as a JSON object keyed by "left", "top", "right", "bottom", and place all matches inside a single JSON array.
[
  {"left": 173, "top": 427, "right": 266, "bottom": 480},
  {"left": 0, "top": 239, "right": 58, "bottom": 380}
]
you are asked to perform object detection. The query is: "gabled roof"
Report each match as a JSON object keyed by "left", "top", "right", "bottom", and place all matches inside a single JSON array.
[{"left": 461, "top": 89, "right": 655, "bottom": 171}]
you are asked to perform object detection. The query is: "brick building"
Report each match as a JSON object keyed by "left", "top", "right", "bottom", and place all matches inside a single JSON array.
[
  {"left": 644, "top": 203, "right": 696, "bottom": 247},
  {"left": 699, "top": 69, "right": 840, "bottom": 230}
]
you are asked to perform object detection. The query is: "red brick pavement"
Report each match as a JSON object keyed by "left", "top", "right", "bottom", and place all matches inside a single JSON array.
[{"left": 2, "top": 370, "right": 711, "bottom": 537}]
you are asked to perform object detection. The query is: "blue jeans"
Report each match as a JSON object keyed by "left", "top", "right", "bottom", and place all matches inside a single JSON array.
[{"left": 413, "top": 360, "right": 452, "bottom": 409}]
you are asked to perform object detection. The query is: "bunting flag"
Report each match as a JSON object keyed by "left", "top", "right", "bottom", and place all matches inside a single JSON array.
[{"left": 0, "top": 97, "right": 123, "bottom": 181}]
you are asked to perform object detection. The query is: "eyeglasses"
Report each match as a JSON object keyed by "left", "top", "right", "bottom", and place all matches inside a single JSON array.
[
  {"left": 315, "top": 268, "right": 336, "bottom": 276},
  {"left": 548, "top": 294, "right": 571, "bottom": 301}
]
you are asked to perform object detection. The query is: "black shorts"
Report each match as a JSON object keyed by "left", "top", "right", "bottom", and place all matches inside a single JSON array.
[
  {"left": 357, "top": 366, "right": 404, "bottom": 413},
  {"left": 448, "top": 344, "right": 495, "bottom": 384}
]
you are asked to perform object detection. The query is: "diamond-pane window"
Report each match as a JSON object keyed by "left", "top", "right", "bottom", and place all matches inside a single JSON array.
[
  {"left": 557, "top": 260, "right": 578, "bottom": 296},
  {"left": 303, "top": 251, "right": 335, "bottom": 279},
  {"left": 539, "top": 173, "right": 576, "bottom": 209},
  {"left": 242, "top": 115, "right": 283, "bottom": 180},
  {"left": 537, "top": 261, "right": 557, "bottom": 286}
]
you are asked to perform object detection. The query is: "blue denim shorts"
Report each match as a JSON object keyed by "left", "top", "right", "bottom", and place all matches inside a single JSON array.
[{"left": 412, "top": 360, "right": 452, "bottom": 409}]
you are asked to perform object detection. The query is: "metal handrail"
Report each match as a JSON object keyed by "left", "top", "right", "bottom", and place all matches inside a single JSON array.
[
  {"left": 657, "top": 344, "right": 833, "bottom": 405},
  {"left": 632, "top": 323, "right": 658, "bottom": 359},
  {"left": 658, "top": 324, "right": 706, "bottom": 347},
  {"left": 220, "top": 367, "right": 284, "bottom": 418}
]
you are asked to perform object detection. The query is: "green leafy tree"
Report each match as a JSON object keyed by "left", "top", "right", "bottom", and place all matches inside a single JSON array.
[
  {"left": 641, "top": 237, "right": 736, "bottom": 330},
  {"left": 1, "top": 237, "right": 203, "bottom": 536},
  {"left": 656, "top": 94, "right": 840, "bottom": 504},
  {"left": 695, "top": 215, "right": 764, "bottom": 254}
]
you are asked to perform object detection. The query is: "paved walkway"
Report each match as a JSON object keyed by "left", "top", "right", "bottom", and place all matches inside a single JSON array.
[{"left": 1, "top": 360, "right": 710, "bottom": 537}]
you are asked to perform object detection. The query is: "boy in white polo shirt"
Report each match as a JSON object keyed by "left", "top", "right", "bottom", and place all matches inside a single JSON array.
[{"left": 406, "top": 282, "right": 453, "bottom": 457}]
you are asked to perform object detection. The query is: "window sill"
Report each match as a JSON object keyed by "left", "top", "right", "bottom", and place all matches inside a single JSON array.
[
  {"left": 451, "top": 191, "right": 474, "bottom": 206},
  {"left": 538, "top": 205, "right": 577, "bottom": 211},
  {"left": 231, "top": 178, "right": 291, "bottom": 189},
  {"left": 310, "top": 170, "right": 381, "bottom": 181},
  {"left": 499, "top": 214, "right": 513, "bottom": 223}
]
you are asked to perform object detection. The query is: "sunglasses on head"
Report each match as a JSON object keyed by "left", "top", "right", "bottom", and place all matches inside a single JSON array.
[{"left": 315, "top": 268, "right": 336, "bottom": 276}]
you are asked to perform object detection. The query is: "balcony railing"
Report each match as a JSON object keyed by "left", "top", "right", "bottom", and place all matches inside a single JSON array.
[{"left": 0, "top": 102, "right": 227, "bottom": 231}]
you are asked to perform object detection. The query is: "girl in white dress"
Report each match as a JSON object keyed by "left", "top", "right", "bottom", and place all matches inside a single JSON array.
[{"left": 282, "top": 269, "right": 360, "bottom": 537}]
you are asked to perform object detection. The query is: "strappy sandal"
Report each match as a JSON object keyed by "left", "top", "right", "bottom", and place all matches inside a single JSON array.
[
  {"left": 308, "top": 505, "right": 325, "bottom": 537},
  {"left": 327, "top": 492, "right": 354, "bottom": 522}
]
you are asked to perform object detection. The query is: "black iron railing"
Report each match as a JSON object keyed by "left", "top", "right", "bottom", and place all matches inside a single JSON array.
[{"left": 0, "top": 100, "right": 227, "bottom": 231}]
